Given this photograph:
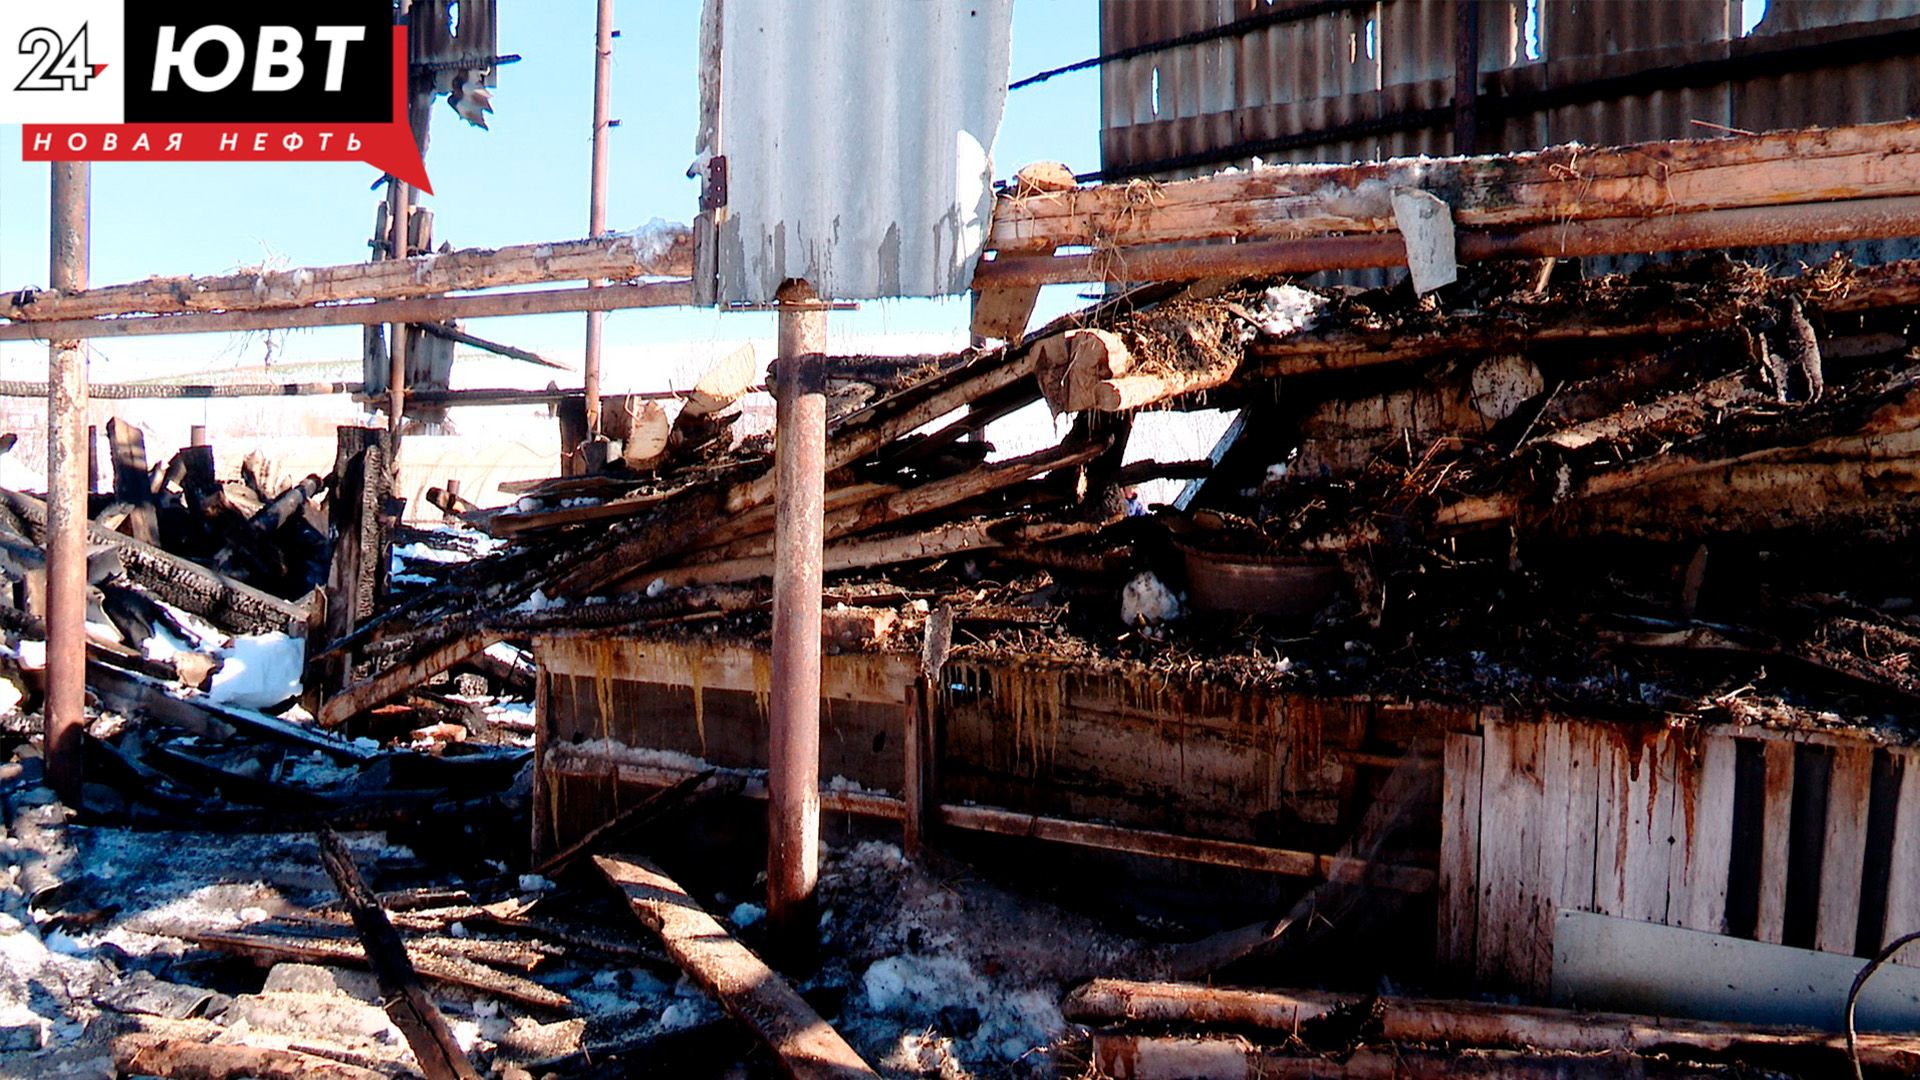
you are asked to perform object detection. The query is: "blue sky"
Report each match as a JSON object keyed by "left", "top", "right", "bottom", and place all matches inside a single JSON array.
[{"left": 0, "top": 1, "right": 1099, "bottom": 381}]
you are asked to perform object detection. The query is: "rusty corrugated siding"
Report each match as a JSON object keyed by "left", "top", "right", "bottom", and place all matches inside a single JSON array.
[
  {"left": 702, "top": 0, "right": 1014, "bottom": 304},
  {"left": 1098, "top": 0, "right": 1920, "bottom": 178}
]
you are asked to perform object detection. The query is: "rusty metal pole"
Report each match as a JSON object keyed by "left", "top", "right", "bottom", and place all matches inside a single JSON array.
[
  {"left": 767, "top": 279, "right": 827, "bottom": 955},
  {"left": 583, "top": 0, "right": 614, "bottom": 438},
  {"left": 45, "top": 162, "right": 89, "bottom": 804},
  {"left": 387, "top": 0, "right": 415, "bottom": 440},
  {"left": 386, "top": 194, "right": 411, "bottom": 438},
  {"left": 1453, "top": 0, "right": 1481, "bottom": 156}
]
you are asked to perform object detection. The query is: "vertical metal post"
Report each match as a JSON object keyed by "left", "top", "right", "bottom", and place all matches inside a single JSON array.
[
  {"left": 386, "top": 191, "right": 411, "bottom": 437},
  {"left": 189, "top": 424, "right": 208, "bottom": 447},
  {"left": 45, "top": 162, "right": 89, "bottom": 804},
  {"left": 387, "top": 0, "right": 415, "bottom": 439},
  {"left": 767, "top": 278, "right": 826, "bottom": 953},
  {"left": 583, "top": 0, "right": 615, "bottom": 438},
  {"left": 1453, "top": 0, "right": 1481, "bottom": 156}
]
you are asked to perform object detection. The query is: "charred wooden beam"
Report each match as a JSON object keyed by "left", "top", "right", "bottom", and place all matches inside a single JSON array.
[
  {"left": 318, "top": 630, "right": 499, "bottom": 728},
  {"left": 169, "top": 928, "right": 568, "bottom": 1010},
  {"left": 111, "top": 1034, "right": 390, "bottom": 1080},
  {"left": 594, "top": 854, "right": 881, "bottom": 1080},
  {"left": 316, "top": 827, "right": 482, "bottom": 1080},
  {"left": 105, "top": 418, "right": 159, "bottom": 545},
  {"left": 0, "top": 488, "right": 302, "bottom": 634}
]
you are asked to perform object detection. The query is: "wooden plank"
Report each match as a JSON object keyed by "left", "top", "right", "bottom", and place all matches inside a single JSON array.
[
  {"left": 1527, "top": 722, "right": 1573, "bottom": 995},
  {"left": 1437, "top": 731, "right": 1483, "bottom": 981},
  {"left": 1815, "top": 743, "right": 1876, "bottom": 955},
  {"left": 1592, "top": 733, "right": 1630, "bottom": 919},
  {"left": 1474, "top": 716, "right": 1544, "bottom": 991},
  {"left": 988, "top": 119, "right": 1920, "bottom": 253},
  {"left": 1556, "top": 722, "right": 1601, "bottom": 919},
  {"left": 1756, "top": 739, "right": 1797, "bottom": 944},
  {"left": 1887, "top": 749, "right": 1920, "bottom": 946},
  {"left": 1677, "top": 733, "right": 1739, "bottom": 935},
  {"left": 2, "top": 230, "right": 693, "bottom": 323},
  {"left": 1619, "top": 735, "right": 1679, "bottom": 926},
  {"left": 594, "top": 854, "right": 879, "bottom": 1080},
  {"left": 535, "top": 635, "right": 916, "bottom": 706}
]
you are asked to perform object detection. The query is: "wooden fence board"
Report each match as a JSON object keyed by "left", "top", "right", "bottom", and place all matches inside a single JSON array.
[
  {"left": 1438, "top": 731, "right": 1485, "bottom": 979},
  {"left": 1677, "top": 733, "right": 1738, "bottom": 936},
  {"left": 1816, "top": 744, "right": 1876, "bottom": 955},
  {"left": 1756, "top": 739, "right": 1797, "bottom": 945}
]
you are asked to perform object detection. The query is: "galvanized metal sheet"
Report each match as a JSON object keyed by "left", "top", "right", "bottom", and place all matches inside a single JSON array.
[{"left": 705, "top": 0, "right": 1013, "bottom": 304}]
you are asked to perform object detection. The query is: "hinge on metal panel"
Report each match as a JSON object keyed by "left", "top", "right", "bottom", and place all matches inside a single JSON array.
[{"left": 701, "top": 154, "right": 728, "bottom": 211}]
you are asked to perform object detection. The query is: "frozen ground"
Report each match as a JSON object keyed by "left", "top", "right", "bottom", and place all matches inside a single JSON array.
[{"left": 0, "top": 751, "right": 1168, "bottom": 1079}]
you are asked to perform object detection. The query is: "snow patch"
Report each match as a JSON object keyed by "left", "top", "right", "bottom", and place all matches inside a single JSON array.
[
  {"left": 1250, "top": 284, "right": 1326, "bottom": 338},
  {"left": 206, "top": 632, "right": 304, "bottom": 710}
]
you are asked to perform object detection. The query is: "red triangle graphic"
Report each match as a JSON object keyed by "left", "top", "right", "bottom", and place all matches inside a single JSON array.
[{"left": 91, "top": 63, "right": 108, "bottom": 77}]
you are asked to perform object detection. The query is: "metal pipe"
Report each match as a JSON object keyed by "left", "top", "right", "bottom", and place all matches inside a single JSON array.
[
  {"left": 0, "top": 281, "right": 692, "bottom": 343},
  {"left": 387, "top": 0, "right": 416, "bottom": 440},
  {"left": 767, "top": 278, "right": 827, "bottom": 953},
  {"left": 44, "top": 161, "right": 89, "bottom": 804},
  {"left": 189, "top": 424, "right": 208, "bottom": 447},
  {"left": 387, "top": 182, "right": 411, "bottom": 438},
  {"left": 583, "top": 0, "right": 615, "bottom": 437},
  {"left": 1452, "top": 0, "right": 1480, "bottom": 155}
]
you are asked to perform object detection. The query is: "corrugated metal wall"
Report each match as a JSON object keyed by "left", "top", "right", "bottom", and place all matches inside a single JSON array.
[
  {"left": 705, "top": 0, "right": 1014, "bottom": 304},
  {"left": 1099, "top": 0, "right": 1920, "bottom": 179}
]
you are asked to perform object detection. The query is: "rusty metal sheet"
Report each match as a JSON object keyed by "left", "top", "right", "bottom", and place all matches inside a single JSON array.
[
  {"left": 700, "top": 0, "right": 1013, "bottom": 303},
  {"left": 1096, "top": 0, "right": 1920, "bottom": 186}
]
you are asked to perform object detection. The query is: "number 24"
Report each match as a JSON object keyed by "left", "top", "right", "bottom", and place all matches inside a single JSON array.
[{"left": 16, "top": 26, "right": 95, "bottom": 92}]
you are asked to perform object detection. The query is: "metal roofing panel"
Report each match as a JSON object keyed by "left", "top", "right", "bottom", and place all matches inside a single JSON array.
[{"left": 706, "top": 0, "right": 1013, "bottom": 304}]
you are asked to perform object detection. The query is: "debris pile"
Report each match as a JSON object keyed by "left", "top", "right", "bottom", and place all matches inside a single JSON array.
[{"left": 351, "top": 254, "right": 1920, "bottom": 740}]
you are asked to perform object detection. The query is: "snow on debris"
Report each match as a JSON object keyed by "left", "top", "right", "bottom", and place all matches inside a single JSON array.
[
  {"left": 1250, "top": 283, "right": 1326, "bottom": 337},
  {"left": 205, "top": 631, "right": 304, "bottom": 711},
  {"left": 812, "top": 840, "right": 1170, "bottom": 1077}
]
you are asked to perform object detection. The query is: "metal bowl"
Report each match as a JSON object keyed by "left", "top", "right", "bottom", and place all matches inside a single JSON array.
[{"left": 1177, "top": 544, "right": 1346, "bottom": 620}]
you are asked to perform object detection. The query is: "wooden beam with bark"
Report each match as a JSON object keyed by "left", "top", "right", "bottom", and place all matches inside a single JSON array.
[
  {"left": 111, "top": 1034, "right": 391, "bottom": 1080},
  {"left": 988, "top": 119, "right": 1920, "bottom": 255},
  {"left": 594, "top": 854, "right": 881, "bottom": 1080},
  {"left": 1062, "top": 980, "right": 1920, "bottom": 1076},
  {"left": 3, "top": 230, "right": 693, "bottom": 323}
]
